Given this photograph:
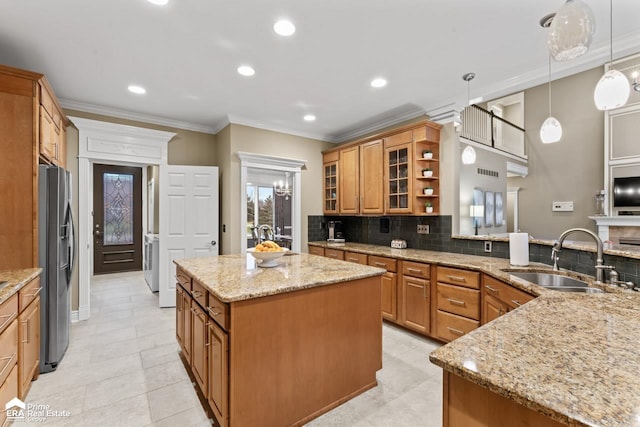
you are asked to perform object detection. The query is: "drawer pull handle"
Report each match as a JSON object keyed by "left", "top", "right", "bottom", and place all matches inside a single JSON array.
[
  {"left": 21, "top": 319, "right": 29, "bottom": 344},
  {"left": 446, "top": 327, "right": 465, "bottom": 336},
  {"left": 192, "top": 290, "right": 203, "bottom": 298},
  {"left": 374, "top": 262, "right": 387, "bottom": 267},
  {"left": 0, "top": 313, "right": 17, "bottom": 332},
  {"left": 0, "top": 352, "right": 16, "bottom": 378},
  {"left": 485, "top": 285, "right": 499, "bottom": 293},
  {"left": 407, "top": 268, "right": 422, "bottom": 273},
  {"left": 447, "top": 275, "right": 466, "bottom": 282},
  {"left": 347, "top": 257, "right": 358, "bottom": 262},
  {"left": 447, "top": 298, "right": 466, "bottom": 307},
  {"left": 191, "top": 307, "right": 199, "bottom": 315},
  {"left": 206, "top": 306, "right": 222, "bottom": 317},
  {"left": 511, "top": 300, "right": 522, "bottom": 307},
  {"left": 27, "top": 287, "right": 43, "bottom": 298}
]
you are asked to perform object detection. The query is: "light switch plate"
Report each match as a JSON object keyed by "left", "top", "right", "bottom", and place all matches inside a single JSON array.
[{"left": 552, "top": 201, "right": 574, "bottom": 212}]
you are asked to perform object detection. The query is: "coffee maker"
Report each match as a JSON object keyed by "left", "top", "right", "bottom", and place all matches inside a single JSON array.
[{"left": 327, "top": 221, "right": 344, "bottom": 242}]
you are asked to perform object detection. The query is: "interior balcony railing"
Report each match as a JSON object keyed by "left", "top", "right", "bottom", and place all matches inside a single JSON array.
[{"left": 461, "top": 104, "right": 527, "bottom": 161}]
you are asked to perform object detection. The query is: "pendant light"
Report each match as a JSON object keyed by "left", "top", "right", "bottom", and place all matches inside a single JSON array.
[
  {"left": 547, "top": 0, "right": 595, "bottom": 62},
  {"left": 461, "top": 73, "right": 477, "bottom": 165},
  {"left": 594, "top": 0, "right": 630, "bottom": 110},
  {"left": 540, "top": 54, "right": 562, "bottom": 144}
]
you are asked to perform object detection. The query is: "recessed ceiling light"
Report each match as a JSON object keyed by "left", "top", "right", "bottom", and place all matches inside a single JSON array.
[
  {"left": 237, "top": 65, "right": 256, "bottom": 77},
  {"left": 274, "top": 19, "right": 296, "bottom": 36},
  {"left": 147, "top": 0, "right": 169, "bottom": 5},
  {"left": 128, "top": 85, "right": 146, "bottom": 95},
  {"left": 303, "top": 114, "right": 316, "bottom": 122},
  {"left": 370, "top": 78, "right": 387, "bottom": 88}
]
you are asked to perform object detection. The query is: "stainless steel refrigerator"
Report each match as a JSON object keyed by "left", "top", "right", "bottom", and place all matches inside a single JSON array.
[{"left": 38, "top": 164, "right": 75, "bottom": 373}]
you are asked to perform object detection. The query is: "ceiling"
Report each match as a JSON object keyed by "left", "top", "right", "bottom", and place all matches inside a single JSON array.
[{"left": 2, "top": 0, "right": 640, "bottom": 142}]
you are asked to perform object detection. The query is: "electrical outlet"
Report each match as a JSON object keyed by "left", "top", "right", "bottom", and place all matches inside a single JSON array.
[
  {"left": 484, "top": 241, "right": 492, "bottom": 253},
  {"left": 417, "top": 224, "right": 430, "bottom": 234}
]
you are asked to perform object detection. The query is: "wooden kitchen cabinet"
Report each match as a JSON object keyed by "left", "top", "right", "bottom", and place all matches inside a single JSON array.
[
  {"left": 176, "top": 286, "right": 192, "bottom": 364},
  {"left": 191, "top": 300, "right": 208, "bottom": 394},
  {"left": 18, "top": 295, "right": 40, "bottom": 399},
  {"left": 208, "top": 319, "right": 229, "bottom": 427},
  {"left": 435, "top": 266, "right": 480, "bottom": 342},
  {"left": 399, "top": 261, "right": 431, "bottom": 335},
  {"left": 0, "top": 295, "right": 19, "bottom": 393},
  {"left": 381, "top": 272, "right": 398, "bottom": 322},
  {"left": 0, "top": 64, "right": 69, "bottom": 270},
  {"left": 384, "top": 142, "right": 413, "bottom": 214},
  {"left": 324, "top": 248, "right": 345, "bottom": 260},
  {"left": 481, "top": 275, "right": 534, "bottom": 324},
  {"left": 308, "top": 245, "right": 325, "bottom": 256},
  {"left": 339, "top": 145, "right": 360, "bottom": 214},
  {"left": 359, "top": 139, "right": 384, "bottom": 214},
  {"left": 323, "top": 151, "right": 339, "bottom": 214},
  {"left": 344, "top": 251, "right": 368, "bottom": 265},
  {"left": 0, "top": 365, "right": 18, "bottom": 426}
]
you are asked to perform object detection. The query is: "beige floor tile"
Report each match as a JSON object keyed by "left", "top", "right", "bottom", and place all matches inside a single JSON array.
[
  {"left": 149, "top": 405, "right": 211, "bottom": 427},
  {"left": 140, "top": 343, "right": 180, "bottom": 369},
  {"left": 147, "top": 380, "right": 200, "bottom": 422},
  {"left": 82, "top": 370, "right": 147, "bottom": 412},
  {"left": 143, "top": 359, "right": 190, "bottom": 392},
  {"left": 77, "top": 393, "right": 151, "bottom": 427}
]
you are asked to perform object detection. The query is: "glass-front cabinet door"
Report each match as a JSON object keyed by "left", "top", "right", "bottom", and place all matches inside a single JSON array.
[
  {"left": 323, "top": 161, "right": 338, "bottom": 214},
  {"left": 385, "top": 143, "right": 413, "bottom": 213}
]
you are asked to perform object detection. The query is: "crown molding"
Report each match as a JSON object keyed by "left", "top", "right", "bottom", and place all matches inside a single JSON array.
[
  {"left": 329, "top": 108, "right": 426, "bottom": 143},
  {"left": 226, "top": 114, "right": 336, "bottom": 142},
  {"left": 59, "top": 98, "right": 221, "bottom": 134}
]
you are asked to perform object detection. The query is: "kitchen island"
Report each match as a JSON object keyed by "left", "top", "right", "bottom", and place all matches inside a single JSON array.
[{"left": 174, "top": 252, "right": 385, "bottom": 427}]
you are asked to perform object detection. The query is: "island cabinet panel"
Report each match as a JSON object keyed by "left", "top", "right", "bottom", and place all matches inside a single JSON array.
[
  {"left": 190, "top": 301, "right": 208, "bottom": 394},
  {"left": 207, "top": 320, "right": 228, "bottom": 427},
  {"left": 443, "top": 371, "right": 564, "bottom": 427},
  {"left": 228, "top": 276, "right": 381, "bottom": 427}
]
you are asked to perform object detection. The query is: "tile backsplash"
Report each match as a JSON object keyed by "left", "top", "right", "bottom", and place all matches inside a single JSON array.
[{"left": 308, "top": 215, "right": 640, "bottom": 285}]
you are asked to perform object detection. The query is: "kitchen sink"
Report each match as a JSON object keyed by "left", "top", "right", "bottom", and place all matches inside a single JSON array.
[
  {"left": 0, "top": 281, "right": 8, "bottom": 291},
  {"left": 509, "top": 272, "right": 604, "bottom": 293}
]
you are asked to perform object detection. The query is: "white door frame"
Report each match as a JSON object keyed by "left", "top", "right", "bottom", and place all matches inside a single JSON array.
[
  {"left": 71, "top": 117, "right": 175, "bottom": 321},
  {"left": 236, "top": 152, "right": 306, "bottom": 254}
]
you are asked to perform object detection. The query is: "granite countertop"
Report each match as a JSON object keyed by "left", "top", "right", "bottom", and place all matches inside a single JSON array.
[
  {"left": 429, "top": 292, "right": 640, "bottom": 427},
  {"left": 0, "top": 268, "right": 42, "bottom": 305},
  {"left": 309, "top": 241, "right": 640, "bottom": 426},
  {"left": 174, "top": 252, "right": 385, "bottom": 303}
]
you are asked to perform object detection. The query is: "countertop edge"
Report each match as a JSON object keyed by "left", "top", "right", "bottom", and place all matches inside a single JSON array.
[{"left": 0, "top": 268, "right": 43, "bottom": 305}]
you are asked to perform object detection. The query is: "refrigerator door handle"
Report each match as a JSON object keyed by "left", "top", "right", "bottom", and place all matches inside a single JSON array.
[{"left": 66, "top": 201, "right": 76, "bottom": 285}]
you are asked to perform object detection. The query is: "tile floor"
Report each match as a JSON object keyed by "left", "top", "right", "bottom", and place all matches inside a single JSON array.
[{"left": 23, "top": 272, "right": 443, "bottom": 427}]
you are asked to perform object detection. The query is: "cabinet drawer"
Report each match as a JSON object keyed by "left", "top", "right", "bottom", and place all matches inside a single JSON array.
[
  {"left": 436, "top": 310, "right": 479, "bottom": 342},
  {"left": 324, "top": 248, "right": 345, "bottom": 260},
  {"left": 437, "top": 283, "right": 480, "bottom": 320},
  {"left": 345, "top": 251, "right": 368, "bottom": 265},
  {"left": 483, "top": 275, "right": 535, "bottom": 310},
  {"left": 0, "top": 294, "right": 18, "bottom": 335},
  {"left": 0, "top": 364, "right": 18, "bottom": 427},
  {"left": 18, "top": 277, "right": 41, "bottom": 312},
  {"left": 368, "top": 256, "right": 397, "bottom": 273},
  {"left": 308, "top": 246, "right": 325, "bottom": 257},
  {"left": 176, "top": 267, "right": 192, "bottom": 292},
  {"left": 437, "top": 266, "right": 479, "bottom": 289},
  {"left": 192, "top": 280, "right": 208, "bottom": 308},
  {"left": 402, "top": 261, "right": 430, "bottom": 279},
  {"left": 0, "top": 319, "right": 18, "bottom": 387},
  {"left": 206, "top": 292, "right": 229, "bottom": 331}
]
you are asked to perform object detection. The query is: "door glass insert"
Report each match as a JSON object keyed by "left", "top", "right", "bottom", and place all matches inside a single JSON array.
[{"left": 103, "top": 172, "right": 134, "bottom": 245}]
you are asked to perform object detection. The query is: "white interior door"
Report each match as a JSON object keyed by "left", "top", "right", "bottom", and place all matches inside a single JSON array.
[{"left": 159, "top": 165, "right": 219, "bottom": 307}]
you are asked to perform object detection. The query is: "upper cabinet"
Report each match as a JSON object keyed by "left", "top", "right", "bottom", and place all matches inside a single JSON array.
[
  {"left": 323, "top": 120, "right": 441, "bottom": 216},
  {"left": 0, "top": 64, "right": 69, "bottom": 269}
]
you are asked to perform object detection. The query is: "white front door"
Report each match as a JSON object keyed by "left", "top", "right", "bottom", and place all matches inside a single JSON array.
[{"left": 159, "top": 165, "right": 219, "bottom": 307}]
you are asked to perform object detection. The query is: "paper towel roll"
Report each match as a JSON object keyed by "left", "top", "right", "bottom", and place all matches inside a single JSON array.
[{"left": 509, "top": 233, "right": 529, "bottom": 266}]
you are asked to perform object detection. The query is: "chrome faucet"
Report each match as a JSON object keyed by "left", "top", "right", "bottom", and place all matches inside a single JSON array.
[
  {"left": 552, "top": 228, "right": 608, "bottom": 284},
  {"left": 257, "top": 224, "right": 274, "bottom": 244}
]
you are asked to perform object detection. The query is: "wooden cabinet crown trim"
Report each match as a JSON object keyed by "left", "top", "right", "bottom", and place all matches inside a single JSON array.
[{"left": 322, "top": 119, "right": 441, "bottom": 154}]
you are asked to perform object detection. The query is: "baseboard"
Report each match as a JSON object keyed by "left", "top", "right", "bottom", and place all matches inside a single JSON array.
[
  {"left": 75, "top": 305, "right": 90, "bottom": 322},
  {"left": 71, "top": 310, "right": 79, "bottom": 323}
]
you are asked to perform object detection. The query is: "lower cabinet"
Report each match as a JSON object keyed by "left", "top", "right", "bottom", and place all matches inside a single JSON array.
[
  {"left": 434, "top": 266, "right": 480, "bottom": 342},
  {"left": 191, "top": 301, "right": 208, "bottom": 393},
  {"left": 18, "top": 295, "right": 40, "bottom": 399},
  {"left": 208, "top": 320, "right": 228, "bottom": 427},
  {"left": 381, "top": 272, "right": 398, "bottom": 321},
  {"left": 176, "top": 285, "right": 192, "bottom": 364},
  {"left": 0, "top": 365, "right": 18, "bottom": 426},
  {"left": 481, "top": 274, "right": 535, "bottom": 325},
  {"left": 399, "top": 261, "right": 431, "bottom": 335}
]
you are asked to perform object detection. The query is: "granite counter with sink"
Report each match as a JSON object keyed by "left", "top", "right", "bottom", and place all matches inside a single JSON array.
[
  {"left": 0, "top": 267, "right": 42, "bottom": 305},
  {"left": 308, "top": 241, "right": 640, "bottom": 426}
]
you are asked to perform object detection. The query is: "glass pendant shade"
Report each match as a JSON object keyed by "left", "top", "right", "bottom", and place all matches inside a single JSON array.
[
  {"left": 594, "top": 69, "right": 631, "bottom": 110},
  {"left": 540, "top": 117, "right": 563, "bottom": 144},
  {"left": 548, "top": 0, "right": 595, "bottom": 61},
  {"left": 461, "top": 145, "right": 476, "bottom": 165}
]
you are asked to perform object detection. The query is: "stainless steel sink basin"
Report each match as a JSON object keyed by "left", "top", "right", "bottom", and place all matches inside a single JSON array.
[
  {"left": 0, "top": 281, "right": 8, "bottom": 290},
  {"left": 509, "top": 272, "right": 604, "bottom": 293}
]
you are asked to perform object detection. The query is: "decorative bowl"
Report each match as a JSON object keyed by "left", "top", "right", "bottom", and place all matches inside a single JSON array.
[{"left": 248, "top": 247, "right": 289, "bottom": 267}]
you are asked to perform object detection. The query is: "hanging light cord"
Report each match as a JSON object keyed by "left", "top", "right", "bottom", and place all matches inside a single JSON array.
[
  {"left": 548, "top": 54, "right": 552, "bottom": 116},
  {"left": 609, "top": 0, "right": 613, "bottom": 66}
]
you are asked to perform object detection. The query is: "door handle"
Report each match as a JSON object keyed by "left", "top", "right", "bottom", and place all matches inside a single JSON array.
[{"left": 210, "top": 241, "right": 217, "bottom": 247}]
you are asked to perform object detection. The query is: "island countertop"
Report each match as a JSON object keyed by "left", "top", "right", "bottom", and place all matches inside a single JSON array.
[
  {"left": 0, "top": 268, "right": 42, "bottom": 305},
  {"left": 174, "top": 252, "right": 385, "bottom": 303}
]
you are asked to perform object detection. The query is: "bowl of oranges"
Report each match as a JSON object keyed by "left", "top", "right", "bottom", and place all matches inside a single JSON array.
[{"left": 248, "top": 241, "right": 288, "bottom": 267}]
